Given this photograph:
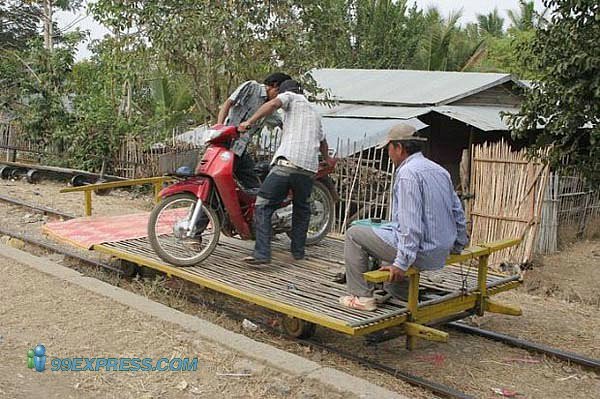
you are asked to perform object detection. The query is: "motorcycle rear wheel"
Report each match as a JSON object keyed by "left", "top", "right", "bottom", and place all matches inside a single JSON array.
[{"left": 148, "top": 193, "right": 221, "bottom": 266}]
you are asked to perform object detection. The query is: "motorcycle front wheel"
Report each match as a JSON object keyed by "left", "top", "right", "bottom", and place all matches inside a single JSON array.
[
  {"left": 147, "top": 193, "right": 221, "bottom": 266},
  {"left": 287, "top": 180, "right": 335, "bottom": 245}
]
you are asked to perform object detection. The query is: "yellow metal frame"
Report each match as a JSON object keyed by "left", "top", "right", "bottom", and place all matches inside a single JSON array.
[
  {"left": 363, "top": 238, "right": 523, "bottom": 348},
  {"left": 60, "top": 176, "right": 173, "bottom": 216},
  {"left": 91, "top": 237, "right": 522, "bottom": 338},
  {"left": 55, "top": 173, "right": 524, "bottom": 340}
]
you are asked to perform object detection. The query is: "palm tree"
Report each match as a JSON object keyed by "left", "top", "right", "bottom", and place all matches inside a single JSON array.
[
  {"left": 413, "top": 7, "right": 463, "bottom": 71},
  {"left": 507, "top": 0, "right": 548, "bottom": 31},
  {"left": 150, "top": 73, "right": 195, "bottom": 141},
  {"left": 476, "top": 8, "right": 504, "bottom": 37}
]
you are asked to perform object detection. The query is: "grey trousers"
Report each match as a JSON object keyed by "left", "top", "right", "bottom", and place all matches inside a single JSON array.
[{"left": 344, "top": 225, "right": 409, "bottom": 298}]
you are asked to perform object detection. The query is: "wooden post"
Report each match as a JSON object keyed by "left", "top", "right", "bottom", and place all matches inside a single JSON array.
[
  {"left": 7, "top": 124, "right": 16, "bottom": 162},
  {"left": 577, "top": 191, "right": 592, "bottom": 239}
]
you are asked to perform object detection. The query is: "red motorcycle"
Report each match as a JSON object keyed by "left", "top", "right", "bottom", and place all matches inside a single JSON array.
[{"left": 147, "top": 124, "right": 337, "bottom": 266}]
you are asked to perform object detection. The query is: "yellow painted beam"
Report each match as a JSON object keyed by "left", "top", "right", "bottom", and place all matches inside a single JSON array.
[
  {"left": 485, "top": 299, "right": 523, "bottom": 316},
  {"left": 84, "top": 190, "right": 92, "bottom": 216},
  {"left": 476, "top": 255, "right": 489, "bottom": 316},
  {"left": 352, "top": 314, "right": 409, "bottom": 336},
  {"left": 406, "top": 269, "right": 421, "bottom": 350},
  {"left": 154, "top": 182, "right": 163, "bottom": 203},
  {"left": 60, "top": 176, "right": 173, "bottom": 193},
  {"left": 363, "top": 267, "right": 417, "bottom": 283},
  {"left": 446, "top": 245, "right": 490, "bottom": 263},
  {"left": 479, "top": 237, "right": 522, "bottom": 252},
  {"left": 416, "top": 295, "right": 478, "bottom": 325},
  {"left": 404, "top": 322, "right": 448, "bottom": 343}
]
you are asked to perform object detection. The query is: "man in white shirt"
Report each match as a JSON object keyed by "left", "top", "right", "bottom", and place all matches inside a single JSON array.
[{"left": 239, "top": 80, "right": 334, "bottom": 265}]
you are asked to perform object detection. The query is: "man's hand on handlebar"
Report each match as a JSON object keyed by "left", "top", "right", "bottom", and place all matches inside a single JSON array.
[
  {"left": 321, "top": 157, "right": 337, "bottom": 169},
  {"left": 239, "top": 121, "right": 252, "bottom": 132}
]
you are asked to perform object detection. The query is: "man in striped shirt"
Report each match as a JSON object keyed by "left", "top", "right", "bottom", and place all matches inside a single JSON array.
[
  {"left": 217, "top": 73, "right": 291, "bottom": 188},
  {"left": 339, "top": 124, "right": 468, "bottom": 311}
]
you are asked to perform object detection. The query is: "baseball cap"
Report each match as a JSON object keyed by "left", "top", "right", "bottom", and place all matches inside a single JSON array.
[{"left": 376, "top": 123, "right": 426, "bottom": 149}]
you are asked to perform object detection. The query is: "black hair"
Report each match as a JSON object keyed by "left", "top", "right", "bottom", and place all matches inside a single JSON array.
[
  {"left": 278, "top": 79, "right": 303, "bottom": 94},
  {"left": 390, "top": 140, "right": 424, "bottom": 155},
  {"left": 264, "top": 72, "right": 292, "bottom": 88}
]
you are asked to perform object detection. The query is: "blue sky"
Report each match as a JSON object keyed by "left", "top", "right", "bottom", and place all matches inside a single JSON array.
[{"left": 56, "top": 0, "right": 547, "bottom": 60}]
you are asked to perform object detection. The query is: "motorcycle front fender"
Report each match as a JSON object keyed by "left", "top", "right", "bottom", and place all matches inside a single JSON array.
[{"left": 159, "top": 177, "right": 213, "bottom": 201}]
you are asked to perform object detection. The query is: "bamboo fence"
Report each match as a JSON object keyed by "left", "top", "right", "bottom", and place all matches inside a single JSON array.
[
  {"left": 469, "top": 140, "right": 550, "bottom": 267},
  {"left": 535, "top": 172, "right": 600, "bottom": 253},
  {"left": 332, "top": 139, "right": 394, "bottom": 233}
]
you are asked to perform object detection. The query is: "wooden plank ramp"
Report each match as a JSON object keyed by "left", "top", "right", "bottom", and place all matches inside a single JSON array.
[{"left": 95, "top": 236, "right": 519, "bottom": 336}]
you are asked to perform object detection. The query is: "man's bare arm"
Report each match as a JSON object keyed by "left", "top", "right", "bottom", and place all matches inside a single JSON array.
[
  {"left": 217, "top": 99, "right": 233, "bottom": 124},
  {"left": 240, "top": 98, "right": 283, "bottom": 130}
]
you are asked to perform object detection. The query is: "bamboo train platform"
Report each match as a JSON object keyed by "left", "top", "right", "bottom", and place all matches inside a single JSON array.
[{"left": 45, "top": 210, "right": 523, "bottom": 344}]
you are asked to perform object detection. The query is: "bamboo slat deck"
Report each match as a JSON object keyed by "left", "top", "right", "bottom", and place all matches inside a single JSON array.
[{"left": 95, "top": 236, "right": 520, "bottom": 335}]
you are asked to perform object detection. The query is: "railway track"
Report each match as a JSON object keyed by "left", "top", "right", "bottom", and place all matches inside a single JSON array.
[{"left": 1, "top": 194, "right": 599, "bottom": 398}]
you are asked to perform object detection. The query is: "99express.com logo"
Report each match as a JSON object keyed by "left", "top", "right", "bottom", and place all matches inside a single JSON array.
[{"left": 27, "top": 343, "right": 198, "bottom": 372}]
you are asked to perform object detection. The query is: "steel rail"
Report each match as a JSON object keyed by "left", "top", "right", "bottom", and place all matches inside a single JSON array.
[
  {"left": 0, "top": 193, "right": 76, "bottom": 219},
  {"left": 0, "top": 226, "right": 124, "bottom": 275},
  {"left": 448, "top": 322, "right": 600, "bottom": 371},
  {"left": 187, "top": 295, "right": 474, "bottom": 399}
]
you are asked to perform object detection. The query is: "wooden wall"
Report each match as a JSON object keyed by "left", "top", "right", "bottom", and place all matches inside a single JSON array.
[{"left": 451, "top": 82, "right": 523, "bottom": 107}]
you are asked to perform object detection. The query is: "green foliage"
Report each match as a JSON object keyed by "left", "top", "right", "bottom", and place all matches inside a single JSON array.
[
  {"left": 15, "top": 33, "right": 82, "bottom": 148},
  {"left": 91, "top": 0, "right": 317, "bottom": 119},
  {"left": 507, "top": 1, "right": 538, "bottom": 31},
  {"left": 508, "top": 0, "right": 600, "bottom": 182},
  {"left": 476, "top": 8, "right": 504, "bottom": 37},
  {"left": 0, "top": 1, "right": 42, "bottom": 50},
  {"left": 412, "top": 8, "right": 475, "bottom": 71},
  {"left": 476, "top": 30, "right": 538, "bottom": 79}
]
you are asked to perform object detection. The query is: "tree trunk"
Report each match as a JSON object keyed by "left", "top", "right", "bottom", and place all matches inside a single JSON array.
[{"left": 43, "top": 0, "right": 54, "bottom": 51}]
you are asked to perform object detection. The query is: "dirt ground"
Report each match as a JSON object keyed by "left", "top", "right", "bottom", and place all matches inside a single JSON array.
[
  {"left": 1, "top": 178, "right": 600, "bottom": 398},
  {"left": 0, "top": 255, "right": 352, "bottom": 399},
  {"left": 525, "top": 240, "right": 600, "bottom": 307}
]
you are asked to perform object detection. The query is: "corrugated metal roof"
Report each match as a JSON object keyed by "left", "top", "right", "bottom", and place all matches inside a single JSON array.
[
  {"left": 322, "top": 117, "right": 428, "bottom": 157},
  {"left": 431, "top": 106, "right": 518, "bottom": 131},
  {"left": 315, "top": 103, "right": 430, "bottom": 119},
  {"left": 311, "top": 68, "right": 515, "bottom": 106}
]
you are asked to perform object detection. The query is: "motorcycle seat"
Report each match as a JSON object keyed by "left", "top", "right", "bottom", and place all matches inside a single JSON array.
[
  {"left": 166, "top": 171, "right": 196, "bottom": 178},
  {"left": 253, "top": 161, "right": 271, "bottom": 177}
]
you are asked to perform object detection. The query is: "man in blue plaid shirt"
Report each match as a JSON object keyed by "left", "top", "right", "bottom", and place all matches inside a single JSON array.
[{"left": 339, "top": 124, "right": 468, "bottom": 311}]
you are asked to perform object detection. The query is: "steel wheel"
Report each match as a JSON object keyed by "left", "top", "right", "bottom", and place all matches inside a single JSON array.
[
  {"left": 148, "top": 193, "right": 220, "bottom": 266},
  {"left": 282, "top": 316, "right": 317, "bottom": 339}
]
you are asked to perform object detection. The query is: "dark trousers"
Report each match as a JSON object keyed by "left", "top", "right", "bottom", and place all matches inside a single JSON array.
[
  {"left": 253, "top": 165, "right": 314, "bottom": 260},
  {"left": 234, "top": 150, "right": 260, "bottom": 189}
]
